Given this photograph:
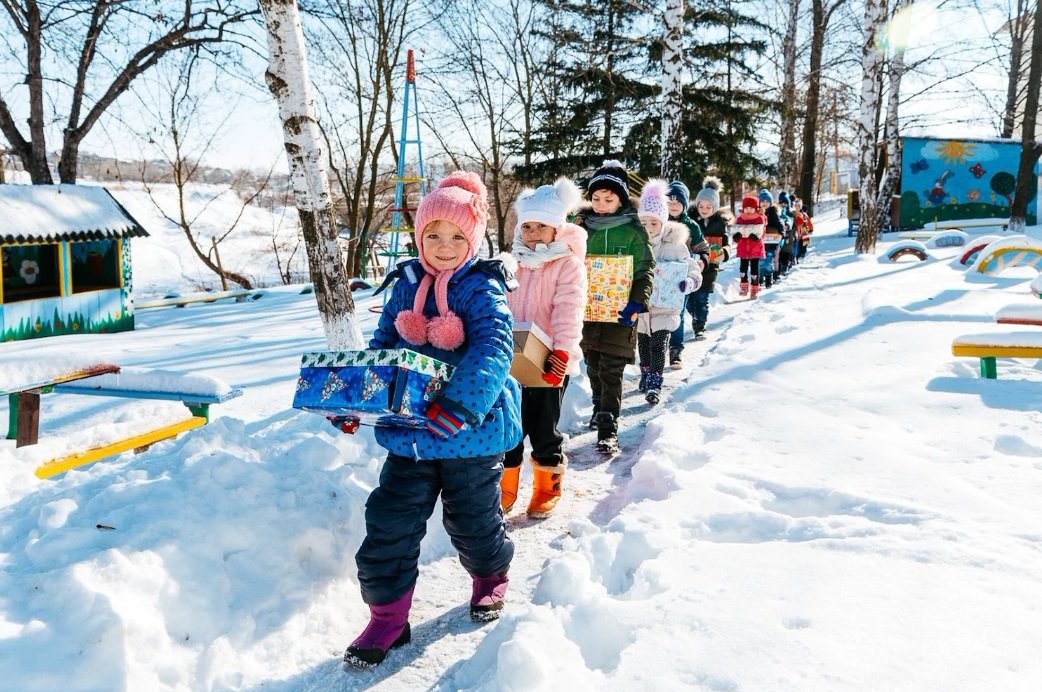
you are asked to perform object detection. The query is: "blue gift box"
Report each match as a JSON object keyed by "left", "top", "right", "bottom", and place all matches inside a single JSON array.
[{"left": 293, "top": 349, "right": 455, "bottom": 428}]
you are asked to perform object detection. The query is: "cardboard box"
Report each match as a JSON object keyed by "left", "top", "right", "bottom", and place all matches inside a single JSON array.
[
  {"left": 650, "top": 259, "right": 691, "bottom": 310},
  {"left": 510, "top": 321, "right": 556, "bottom": 387},
  {"left": 584, "top": 255, "right": 633, "bottom": 322},
  {"left": 292, "top": 349, "right": 454, "bottom": 428}
]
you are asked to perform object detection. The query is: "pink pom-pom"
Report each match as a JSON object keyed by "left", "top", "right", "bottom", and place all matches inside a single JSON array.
[
  {"left": 427, "top": 312, "right": 465, "bottom": 351},
  {"left": 438, "top": 171, "right": 486, "bottom": 196},
  {"left": 395, "top": 309, "right": 429, "bottom": 346}
]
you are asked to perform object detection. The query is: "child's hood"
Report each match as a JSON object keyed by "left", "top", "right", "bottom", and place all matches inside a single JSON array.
[
  {"left": 555, "top": 221, "right": 587, "bottom": 259},
  {"left": 653, "top": 221, "right": 691, "bottom": 261}
]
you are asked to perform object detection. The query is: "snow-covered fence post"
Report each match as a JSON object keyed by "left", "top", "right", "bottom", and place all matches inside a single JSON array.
[
  {"left": 660, "top": 0, "right": 685, "bottom": 180},
  {"left": 855, "top": 0, "right": 887, "bottom": 254},
  {"left": 259, "top": 0, "right": 364, "bottom": 350}
]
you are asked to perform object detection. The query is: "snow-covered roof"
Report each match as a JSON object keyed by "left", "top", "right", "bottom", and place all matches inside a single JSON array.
[{"left": 0, "top": 183, "right": 149, "bottom": 244}]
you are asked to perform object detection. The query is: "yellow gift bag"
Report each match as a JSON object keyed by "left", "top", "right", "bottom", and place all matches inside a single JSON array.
[{"left": 584, "top": 255, "right": 633, "bottom": 323}]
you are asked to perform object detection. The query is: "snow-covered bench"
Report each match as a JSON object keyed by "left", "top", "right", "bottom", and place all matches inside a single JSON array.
[
  {"left": 922, "top": 218, "right": 1009, "bottom": 232},
  {"left": 4, "top": 367, "right": 242, "bottom": 478},
  {"left": 3, "top": 363, "right": 121, "bottom": 447},
  {"left": 994, "top": 304, "right": 1042, "bottom": 327},
  {"left": 135, "top": 289, "right": 263, "bottom": 310},
  {"left": 951, "top": 331, "right": 1042, "bottom": 379}
]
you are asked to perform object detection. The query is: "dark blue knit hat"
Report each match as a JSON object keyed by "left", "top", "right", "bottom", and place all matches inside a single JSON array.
[
  {"left": 758, "top": 188, "right": 774, "bottom": 204},
  {"left": 778, "top": 191, "right": 791, "bottom": 205},
  {"left": 667, "top": 181, "right": 690, "bottom": 209}
]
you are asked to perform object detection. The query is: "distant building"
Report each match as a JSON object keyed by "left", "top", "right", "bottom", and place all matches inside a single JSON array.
[{"left": 0, "top": 184, "right": 149, "bottom": 341}]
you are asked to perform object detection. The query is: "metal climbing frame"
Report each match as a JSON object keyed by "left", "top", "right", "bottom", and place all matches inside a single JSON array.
[{"left": 381, "top": 49, "right": 428, "bottom": 303}]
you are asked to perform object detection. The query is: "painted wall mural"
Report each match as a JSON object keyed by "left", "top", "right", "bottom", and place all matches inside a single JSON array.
[{"left": 899, "top": 137, "right": 1038, "bottom": 229}]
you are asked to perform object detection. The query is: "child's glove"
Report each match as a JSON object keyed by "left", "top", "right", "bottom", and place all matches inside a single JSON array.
[
  {"left": 732, "top": 232, "right": 742, "bottom": 242},
  {"left": 749, "top": 234, "right": 759, "bottom": 241},
  {"left": 678, "top": 278, "right": 697, "bottom": 294},
  {"left": 617, "top": 301, "right": 642, "bottom": 326},
  {"left": 425, "top": 400, "right": 466, "bottom": 438},
  {"left": 328, "top": 415, "right": 360, "bottom": 434},
  {"left": 542, "top": 349, "right": 569, "bottom": 386}
]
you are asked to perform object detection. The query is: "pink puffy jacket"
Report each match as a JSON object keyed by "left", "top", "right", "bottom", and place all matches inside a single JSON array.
[{"left": 505, "top": 222, "right": 588, "bottom": 375}]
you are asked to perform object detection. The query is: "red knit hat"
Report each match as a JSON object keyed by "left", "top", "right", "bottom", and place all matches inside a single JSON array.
[
  {"left": 395, "top": 171, "right": 490, "bottom": 351},
  {"left": 741, "top": 194, "right": 760, "bottom": 211}
]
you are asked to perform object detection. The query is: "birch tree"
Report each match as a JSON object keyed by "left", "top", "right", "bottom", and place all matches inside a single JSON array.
[
  {"left": 259, "top": 0, "right": 362, "bottom": 349},
  {"left": 854, "top": 0, "right": 887, "bottom": 254},
  {"left": 1008, "top": 0, "right": 1042, "bottom": 232},
  {"left": 660, "top": 0, "right": 685, "bottom": 180},
  {"left": 872, "top": 0, "right": 911, "bottom": 235}
]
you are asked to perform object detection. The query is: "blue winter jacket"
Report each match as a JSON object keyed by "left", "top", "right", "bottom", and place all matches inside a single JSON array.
[{"left": 370, "top": 257, "right": 522, "bottom": 461}]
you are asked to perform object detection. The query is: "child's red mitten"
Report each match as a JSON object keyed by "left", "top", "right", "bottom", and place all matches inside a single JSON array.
[{"left": 542, "top": 349, "right": 569, "bottom": 385}]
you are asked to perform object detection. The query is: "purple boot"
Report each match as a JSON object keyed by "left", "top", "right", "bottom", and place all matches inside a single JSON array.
[
  {"left": 470, "top": 572, "right": 509, "bottom": 622},
  {"left": 343, "top": 587, "right": 413, "bottom": 668}
]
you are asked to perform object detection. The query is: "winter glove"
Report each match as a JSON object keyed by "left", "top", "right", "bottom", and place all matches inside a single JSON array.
[
  {"left": 732, "top": 232, "right": 742, "bottom": 243},
  {"left": 542, "top": 349, "right": 569, "bottom": 386},
  {"left": 617, "top": 301, "right": 643, "bottom": 326},
  {"left": 749, "top": 234, "right": 759, "bottom": 241},
  {"left": 328, "top": 415, "right": 360, "bottom": 434},
  {"left": 678, "top": 278, "right": 697, "bottom": 294},
  {"left": 425, "top": 400, "right": 466, "bottom": 438}
]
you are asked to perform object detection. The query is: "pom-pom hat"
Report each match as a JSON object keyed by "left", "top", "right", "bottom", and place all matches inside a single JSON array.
[
  {"left": 667, "top": 180, "right": 690, "bottom": 210},
  {"left": 515, "top": 177, "right": 582, "bottom": 227},
  {"left": 778, "top": 191, "right": 791, "bottom": 205},
  {"left": 694, "top": 176, "right": 722, "bottom": 214},
  {"left": 396, "top": 171, "right": 490, "bottom": 351},
  {"left": 638, "top": 179, "right": 670, "bottom": 223},
  {"left": 587, "top": 159, "right": 630, "bottom": 201}
]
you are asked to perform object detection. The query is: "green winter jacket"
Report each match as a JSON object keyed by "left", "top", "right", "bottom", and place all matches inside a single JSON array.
[{"left": 574, "top": 204, "right": 655, "bottom": 362}]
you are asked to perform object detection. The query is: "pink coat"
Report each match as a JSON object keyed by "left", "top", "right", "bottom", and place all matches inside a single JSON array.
[{"left": 504, "top": 222, "right": 588, "bottom": 375}]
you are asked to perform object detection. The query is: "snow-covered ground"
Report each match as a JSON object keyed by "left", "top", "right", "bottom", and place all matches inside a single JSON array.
[{"left": 3, "top": 208, "right": 1042, "bottom": 691}]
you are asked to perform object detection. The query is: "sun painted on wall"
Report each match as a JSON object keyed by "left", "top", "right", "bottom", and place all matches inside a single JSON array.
[{"left": 935, "top": 140, "right": 975, "bottom": 165}]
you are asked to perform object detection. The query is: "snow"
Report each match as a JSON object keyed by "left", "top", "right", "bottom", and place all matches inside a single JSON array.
[
  {"left": 55, "top": 367, "right": 236, "bottom": 399},
  {"left": 0, "top": 184, "right": 145, "bottom": 242},
  {"left": 995, "top": 303, "right": 1042, "bottom": 324},
  {"left": 3, "top": 209, "right": 1042, "bottom": 690}
]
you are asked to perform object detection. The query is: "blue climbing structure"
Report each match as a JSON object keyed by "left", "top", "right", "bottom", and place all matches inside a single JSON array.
[{"left": 382, "top": 49, "right": 428, "bottom": 300}]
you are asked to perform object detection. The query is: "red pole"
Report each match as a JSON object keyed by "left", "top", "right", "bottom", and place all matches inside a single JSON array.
[{"left": 406, "top": 49, "right": 415, "bottom": 84}]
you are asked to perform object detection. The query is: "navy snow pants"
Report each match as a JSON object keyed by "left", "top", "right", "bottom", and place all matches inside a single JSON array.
[{"left": 355, "top": 452, "right": 514, "bottom": 605}]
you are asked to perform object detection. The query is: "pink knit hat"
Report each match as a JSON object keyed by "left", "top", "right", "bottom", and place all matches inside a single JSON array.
[{"left": 395, "top": 171, "right": 490, "bottom": 351}]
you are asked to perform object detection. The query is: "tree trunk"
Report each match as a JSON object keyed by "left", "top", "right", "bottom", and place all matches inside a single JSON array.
[
  {"left": 660, "top": 0, "right": 685, "bottom": 180},
  {"left": 1009, "top": 0, "right": 1042, "bottom": 233},
  {"left": 1001, "top": 0, "right": 1027, "bottom": 139},
  {"left": 798, "top": 0, "right": 826, "bottom": 216},
  {"left": 874, "top": 5, "right": 908, "bottom": 235},
  {"left": 259, "top": 0, "right": 362, "bottom": 350},
  {"left": 855, "top": 0, "right": 887, "bottom": 254},
  {"left": 25, "top": 0, "right": 52, "bottom": 184},
  {"left": 778, "top": 0, "right": 801, "bottom": 188}
]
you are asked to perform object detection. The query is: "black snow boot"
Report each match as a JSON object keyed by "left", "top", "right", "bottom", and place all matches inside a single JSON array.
[
  {"left": 595, "top": 412, "right": 619, "bottom": 454},
  {"left": 692, "top": 320, "right": 706, "bottom": 341}
]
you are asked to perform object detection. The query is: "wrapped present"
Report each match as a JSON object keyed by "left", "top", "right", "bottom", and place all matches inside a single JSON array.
[
  {"left": 511, "top": 321, "right": 555, "bottom": 387},
  {"left": 706, "top": 236, "right": 727, "bottom": 264},
  {"left": 292, "top": 349, "right": 454, "bottom": 428},
  {"left": 584, "top": 255, "right": 633, "bottom": 323},
  {"left": 737, "top": 223, "right": 764, "bottom": 238},
  {"left": 763, "top": 230, "right": 783, "bottom": 245},
  {"left": 649, "top": 259, "right": 690, "bottom": 310}
]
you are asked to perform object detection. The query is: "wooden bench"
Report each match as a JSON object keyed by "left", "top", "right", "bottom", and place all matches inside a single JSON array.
[
  {"left": 922, "top": 218, "right": 1009, "bottom": 231},
  {"left": 135, "top": 289, "right": 263, "bottom": 310},
  {"left": 4, "top": 366, "right": 242, "bottom": 477},
  {"left": 994, "top": 304, "right": 1042, "bottom": 326},
  {"left": 951, "top": 332, "right": 1042, "bottom": 378},
  {"left": 3, "top": 364, "right": 121, "bottom": 447}
]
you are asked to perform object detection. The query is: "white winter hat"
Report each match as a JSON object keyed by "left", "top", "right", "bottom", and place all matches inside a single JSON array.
[
  {"left": 515, "top": 177, "right": 582, "bottom": 227},
  {"left": 638, "top": 178, "right": 669, "bottom": 223}
]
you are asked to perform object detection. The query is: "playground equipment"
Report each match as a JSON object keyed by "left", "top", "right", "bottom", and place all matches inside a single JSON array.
[
  {"left": 377, "top": 49, "right": 428, "bottom": 307},
  {"left": 972, "top": 237, "right": 1042, "bottom": 275},
  {"left": 885, "top": 240, "right": 929, "bottom": 262}
]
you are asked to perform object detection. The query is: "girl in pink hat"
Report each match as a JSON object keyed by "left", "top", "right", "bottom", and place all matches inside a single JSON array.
[
  {"left": 500, "top": 177, "right": 587, "bottom": 519},
  {"left": 339, "top": 171, "right": 522, "bottom": 668}
]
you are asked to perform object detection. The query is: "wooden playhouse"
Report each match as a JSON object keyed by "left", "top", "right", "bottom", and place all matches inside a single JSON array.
[{"left": 0, "top": 184, "right": 149, "bottom": 341}]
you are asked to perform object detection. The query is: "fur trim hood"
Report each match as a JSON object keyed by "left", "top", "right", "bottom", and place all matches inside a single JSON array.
[{"left": 653, "top": 220, "right": 691, "bottom": 262}]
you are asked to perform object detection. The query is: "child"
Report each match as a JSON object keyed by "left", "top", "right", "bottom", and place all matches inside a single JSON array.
[
  {"left": 663, "top": 180, "right": 711, "bottom": 368},
  {"left": 686, "top": 176, "right": 729, "bottom": 346},
  {"left": 777, "top": 191, "right": 796, "bottom": 275},
  {"left": 793, "top": 196, "right": 813, "bottom": 262},
  {"left": 733, "top": 193, "right": 766, "bottom": 297},
  {"left": 574, "top": 160, "right": 654, "bottom": 454},
  {"left": 501, "top": 178, "right": 587, "bottom": 518},
  {"left": 341, "top": 172, "right": 522, "bottom": 667},
  {"left": 636, "top": 180, "right": 701, "bottom": 404},
  {"left": 758, "top": 189, "right": 785, "bottom": 288}
]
